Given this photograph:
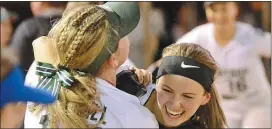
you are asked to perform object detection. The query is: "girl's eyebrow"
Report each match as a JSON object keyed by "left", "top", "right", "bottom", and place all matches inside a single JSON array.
[
  {"left": 161, "top": 84, "right": 197, "bottom": 95},
  {"left": 162, "top": 84, "right": 197, "bottom": 95},
  {"left": 161, "top": 84, "right": 173, "bottom": 91},
  {"left": 183, "top": 93, "right": 197, "bottom": 95}
]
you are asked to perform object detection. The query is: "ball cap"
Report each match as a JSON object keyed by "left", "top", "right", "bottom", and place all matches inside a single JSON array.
[
  {"left": 99, "top": 2, "right": 140, "bottom": 38},
  {"left": 85, "top": 2, "right": 140, "bottom": 74}
]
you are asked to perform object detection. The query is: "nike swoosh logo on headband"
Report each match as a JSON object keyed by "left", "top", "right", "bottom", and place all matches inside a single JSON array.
[{"left": 181, "top": 61, "right": 200, "bottom": 68}]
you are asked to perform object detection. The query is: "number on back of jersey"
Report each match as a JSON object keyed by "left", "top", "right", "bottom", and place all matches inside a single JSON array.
[{"left": 88, "top": 106, "right": 107, "bottom": 126}]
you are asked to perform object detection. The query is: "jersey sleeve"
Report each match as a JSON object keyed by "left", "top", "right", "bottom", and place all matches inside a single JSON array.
[{"left": 253, "top": 29, "right": 271, "bottom": 58}]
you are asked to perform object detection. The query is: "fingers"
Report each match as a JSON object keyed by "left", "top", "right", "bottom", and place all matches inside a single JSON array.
[
  {"left": 129, "top": 66, "right": 153, "bottom": 87},
  {"left": 149, "top": 71, "right": 152, "bottom": 84},
  {"left": 129, "top": 66, "right": 136, "bottom": 72},
  {"left": 134, "top": 69, "right": 152, "bottom": 87},
  {"left": 142, "top": 71, "right": 151, "bottom": 86},
  {"left": 135, "top": 69, "right": 144, "bottom": 84}
]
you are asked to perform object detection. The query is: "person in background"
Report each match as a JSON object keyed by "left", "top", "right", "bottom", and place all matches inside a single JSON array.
[
  {"left": 171, "top": 3, "right": 191, "bottom": 42},
  {"left": 10, "top": 2, "right": 67, "bottom": 74},
  {"left": 128, "top": 2, "right": 165, "bottom": 69},
  {"left": 1, "top": 7, "right": 17, "bottom": 48},
  {"left": 176, "top": 2, "right": 271, "bottom": 128},
  {"left": 1, "top": 48, "right": 55, "bottom": 128}
]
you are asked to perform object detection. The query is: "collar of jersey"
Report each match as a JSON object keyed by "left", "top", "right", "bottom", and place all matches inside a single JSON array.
[{"left": 96, "top": 78, "right": 120, "bottom": 91}]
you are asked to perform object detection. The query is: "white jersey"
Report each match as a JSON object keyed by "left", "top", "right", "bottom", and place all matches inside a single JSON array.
[
  {"left": 24, "top": 63, "right": 158, "bottom": 128},
  {"left": 176, "top": 22, "right": 271, "bottom": 120}
]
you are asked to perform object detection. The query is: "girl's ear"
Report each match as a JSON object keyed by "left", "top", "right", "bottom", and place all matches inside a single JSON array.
[
  {"left": 201, "top": 93, "right": 211, "bottom": 105},
  {"left": 108, "top": 54, "right": 119, "bottom": 68}
]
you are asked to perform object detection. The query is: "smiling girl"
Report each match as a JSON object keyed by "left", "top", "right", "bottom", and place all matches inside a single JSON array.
[{"left": 139, "top": 43, "right": 227, "bottom": 128}]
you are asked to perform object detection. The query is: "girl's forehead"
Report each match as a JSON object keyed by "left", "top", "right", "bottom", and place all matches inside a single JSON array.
[
  {"left": 158, "top": 75, "right": 204, "bottom": 93},
  {"left": 208, "top": 2, "right": 235, "bottom": 10}
]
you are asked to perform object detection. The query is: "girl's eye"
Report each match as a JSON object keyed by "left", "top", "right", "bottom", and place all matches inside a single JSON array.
[
  {"left": 162, "top": 88, "right": 172, "bottom": 93},
  {"left": 184, "top": 95, "right": 193, "bottom": 99}
]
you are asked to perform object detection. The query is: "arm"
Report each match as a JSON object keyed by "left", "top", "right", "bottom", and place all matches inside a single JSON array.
[
  {"left": 10, "top": 20, "right": 37, "bottom": 73},
  {"left": 254, "top": 30, "right": 271, "bottom": 58},
  {"left": 10, "top": 21, "right": 29, "bottom": 56}
]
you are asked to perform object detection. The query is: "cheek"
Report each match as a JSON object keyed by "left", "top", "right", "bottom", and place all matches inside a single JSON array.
[
  {"left": 125, "top": 38, "right": 130, "bottom": 53},
  {"left": 157, "top": 90, "right": 172, "bottom": 106},
  {"left": 123, "top": 41, "right": 129, "bottom": 57},
  {"left": 117, "top": 38, "right": 130, "bottom": 60},
  {"left": 228, "top": 9, "right": 237, "bottom": 20},
  {"left": 182, "top": 98, "right": 202, "bottom": 116}
]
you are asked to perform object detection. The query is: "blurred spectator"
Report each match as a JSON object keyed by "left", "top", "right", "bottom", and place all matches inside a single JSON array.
[
  {"left": 239, "top": 2, "right": 263, "bottom": 28},
  {"left": 128, "top": 2, "right": 165, "bottom": 68},
  {"left": 10, "top": 2, "right": 67, "bottom": 75},
  {"left": 238, "top": 2, "right": 271, "bottom": 84},
  {"left": 171, "top": 3, "right": 191, "bottom": 42},
  {"left": 176, "top": 2, "right": 271, "bottom": 128},
  {"left": 1, "top": 7, "right": 17, "bottom": 48}
]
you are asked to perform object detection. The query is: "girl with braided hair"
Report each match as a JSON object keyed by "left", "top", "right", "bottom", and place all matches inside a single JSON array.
[{"left": 24, "top": 2, "right": 158, "bottom": 128}]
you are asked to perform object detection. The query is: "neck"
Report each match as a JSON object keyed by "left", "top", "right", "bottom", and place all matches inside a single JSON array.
[
  {"left": 96, "top": 67, "right": 117, "bottom": 86},
  {"left": 146, "top": 91, "right": 166, "bottom": 126},
  {"left": 214, "top": 23, "right": 236, "bottom": 47}
]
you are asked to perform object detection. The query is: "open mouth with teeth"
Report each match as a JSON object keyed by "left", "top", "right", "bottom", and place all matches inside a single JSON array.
[{"left": 165, "top": 105, "right": 185, "bottom": 118}]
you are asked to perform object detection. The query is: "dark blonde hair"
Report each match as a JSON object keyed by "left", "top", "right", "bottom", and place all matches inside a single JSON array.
[
  {"left": 162, "top": 43, "right": 227, "bottom": 128},
  {"left": 30, "top": 5, "right": 114, "bottom": 128}
]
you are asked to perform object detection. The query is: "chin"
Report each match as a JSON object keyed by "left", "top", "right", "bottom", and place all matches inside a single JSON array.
[
  {"left": 161, "top": 106, "right": 186, "bottom": 127},
  {"left": 215, "top": 23, "right": 231, "bottom": 29},
  {"left": 163, "top": 117, "right": 184, "bottom": 127}
]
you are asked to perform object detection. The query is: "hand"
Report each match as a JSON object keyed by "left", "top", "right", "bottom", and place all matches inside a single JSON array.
[{"left": 129, "top": 66, "right": 152, "bottom": 87}]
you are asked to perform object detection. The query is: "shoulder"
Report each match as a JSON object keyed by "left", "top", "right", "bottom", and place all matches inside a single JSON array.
[
  {"left": 194, "top": 23, "right": 213, "bottom": 31},
  {"left": 236, "top": 22, "right": 252, "bottom": 35},
  {"left": 16, "top": 16, "right": 56, "bottom": 32},
  {"left": 236, "top": 22, "right": 268, "bottom": 42},
  {"left": 14, "top": 17, "right": 41, "bottom": 36},
  {"left": 186, "top": 23, "right": 213, "bottom": 35},
  {"left": 18, "top": 17, "right": 40, "bottom": 28},
  {"left": 176, "top": 23, "right": 212, "bottom": 44},
  {"left": 236, "top": 22, "right": 267, "bottom": 36}
]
